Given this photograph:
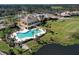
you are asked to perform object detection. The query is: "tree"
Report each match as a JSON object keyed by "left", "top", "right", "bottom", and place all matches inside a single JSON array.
[
  {"left": 8, "top": 38, "right": 15, "bottom": 47},
  {"left": 8, "top": 49, "right": 15, "bottom": 55}
]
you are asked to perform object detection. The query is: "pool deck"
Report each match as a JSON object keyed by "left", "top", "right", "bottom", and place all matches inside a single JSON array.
[{"left": 11, "top": 28, "right": 46, "bottom": 43}]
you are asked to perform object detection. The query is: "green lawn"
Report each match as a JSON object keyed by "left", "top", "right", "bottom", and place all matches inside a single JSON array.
[{"left": 45, "top": 17, "right": 79, "bottom": 46}]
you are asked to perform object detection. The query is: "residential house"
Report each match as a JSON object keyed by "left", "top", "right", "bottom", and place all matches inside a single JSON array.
[
  {"left": 70, "top": 11, "right": 79, "bottom": 16},
  {"left": 16, "top": 14, "right": 41, "bottom": 29},
  {"left": 60, "top": 11, "right": 71, "bottom": 17}
]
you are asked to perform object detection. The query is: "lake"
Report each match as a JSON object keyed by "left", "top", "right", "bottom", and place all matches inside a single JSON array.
[{"left": 35, "top": 44, "right": 79, "bottom": 55}]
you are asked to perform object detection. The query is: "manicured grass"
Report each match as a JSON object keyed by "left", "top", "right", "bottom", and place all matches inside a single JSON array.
[
  {"left": 46, "top": 17, "right": 79, "bottom": 46},
  {"left": 0, "top": 41, "right": 10, "bottom": 52}
]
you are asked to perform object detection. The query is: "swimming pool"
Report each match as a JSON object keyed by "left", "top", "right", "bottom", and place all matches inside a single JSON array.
[
  {"left": 13, "top": 28, "right": 46, "bottom": 42},
  {"left": 17, "top": 29, "right": 41, "bottom": 39}
]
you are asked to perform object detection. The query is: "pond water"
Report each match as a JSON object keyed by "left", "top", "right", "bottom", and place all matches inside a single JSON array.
[{"left": 35, "top": 44, "right": 79, "bottom": 55}]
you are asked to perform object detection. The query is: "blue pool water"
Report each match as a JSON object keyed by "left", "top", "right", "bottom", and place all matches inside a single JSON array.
[{"left": 16, "top": 29, "right": 41, "bottom": 39}]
